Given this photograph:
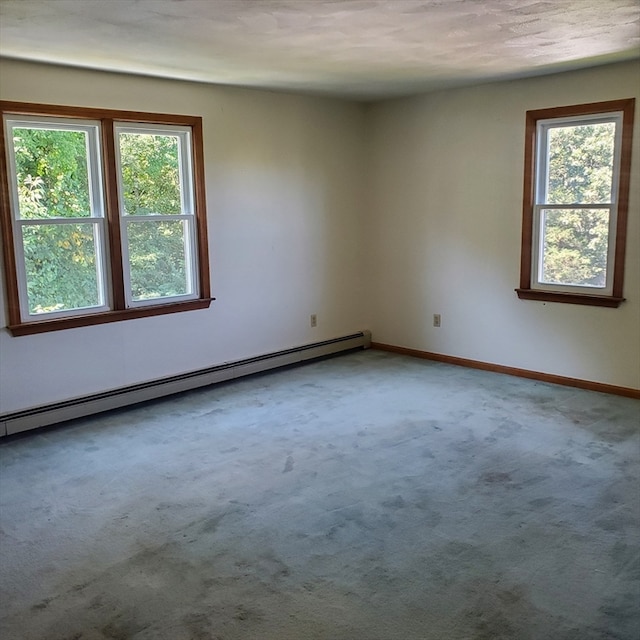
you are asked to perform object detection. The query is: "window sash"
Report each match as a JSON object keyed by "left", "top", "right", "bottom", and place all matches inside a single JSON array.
[
  {"left": 3, "top": 116, "right": 111, "bottom": 321},
  {"left": 121, "top": 216, "right": 199, "bottom": 307},
  {"left": 15, "top": 219, "right": 111, "bottom": 319},
  {"left": 535, "top": 112, "right": 623, "bottom": 208},
  {"left": 531, "top": 204, "right": 615, "bottom": 295},
  {"left": 114, "top": 123, "right": 199, "bottom": 307},
  {"left": 113, "top": 123, "right": 195, "bottom": 217}
]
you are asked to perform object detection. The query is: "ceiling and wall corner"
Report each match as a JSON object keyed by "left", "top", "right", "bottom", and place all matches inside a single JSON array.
[{"left": 0, "top": 0, "right": 638, "bottom": 100}]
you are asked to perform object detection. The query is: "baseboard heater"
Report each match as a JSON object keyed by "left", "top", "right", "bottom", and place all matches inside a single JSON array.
[{"left": 0, "top": 330, "right": 371, "bottom": 437}]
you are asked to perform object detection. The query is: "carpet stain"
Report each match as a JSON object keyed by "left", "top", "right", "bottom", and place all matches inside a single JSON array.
[
  {"left": 465, "top": 609, "right": 515, "bottom": 640},
  {"left": 200, "top": 512, "right": 229, "bottom": 534},
  {"left": 234, "top": 603, "right": 263, "bottom": 621},
  {"left": 183, "top": 612, "right": 217, "bottom": 639},
  {"left": 610, "top": 541, "right": 640, "bottom": 579},
  {"left": 88, "top": 594, "right": 108, "bottom": 610},
  {"left": 101, "top": 613, "right": 149, "bottom": 640},
  {"left": 382, "top": 494, "right": 406, "bottom": 509},
  {"left": 480, "top": 471, "right": 512, "bottom": 484},
  {"left": 461, "top": 580, "right": 534, "bottom": 640},
  {"left": 597, "top": 591, "right": 640, "bottom": 638},
  {"left": 528, "top": 496, "right": 554, "bottom": 508},
  {"left": 31, "top": 597, "right": 53, "bottom": 611}
]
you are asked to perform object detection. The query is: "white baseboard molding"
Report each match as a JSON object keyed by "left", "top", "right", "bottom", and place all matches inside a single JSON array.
[{"left": 0, "top": 330, "right": 371, "bottom": 437}]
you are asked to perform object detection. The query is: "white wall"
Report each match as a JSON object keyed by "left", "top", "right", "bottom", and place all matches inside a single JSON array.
[
  {"left": 1, "top": 60, "right": 638, "bottom": 415},
  {"left": 0, "top": 59, "right": 367, "bottom": 413},
  {"left": 365, "top": 61, "right": 640, "bottom": 389}
]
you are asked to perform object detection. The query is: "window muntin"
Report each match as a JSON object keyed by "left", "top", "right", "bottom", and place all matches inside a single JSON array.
[
  {"left": 517, "top": 99, "right": 635, "bottom": 307},
  {"left": 0, "top": 102, "right": 211, "bottom": 335},
  {"left": 4, "top": 117, "right": 110, "bottom": 319}
]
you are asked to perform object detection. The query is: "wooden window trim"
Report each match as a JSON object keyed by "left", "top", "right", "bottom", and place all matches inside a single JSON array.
[
  {"left": 0, "top": 101, "right": 212, "bottom": 335},
  {"left": 516, "top": 98, "right": 635, "bottom": 308}
]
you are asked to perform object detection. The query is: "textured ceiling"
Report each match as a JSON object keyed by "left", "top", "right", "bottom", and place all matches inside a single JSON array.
[{"left": 0, "top": 0, "right": 639, "bottom": 100}]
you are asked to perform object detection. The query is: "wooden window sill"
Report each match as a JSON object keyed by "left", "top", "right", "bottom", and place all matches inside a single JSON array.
[
  {"left": 515, "top": 289, "right": 624, "bottom": 308},
  {"left": 7, "top": 298, "right": 214, "bottom": 336}
]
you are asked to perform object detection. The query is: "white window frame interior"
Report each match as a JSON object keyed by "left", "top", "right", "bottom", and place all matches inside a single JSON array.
[
  {"left": 3, "top": 115, "right": 111, "bottom": 322},
  {"left": 531, "top": 111, "right": 624, "bottom": 297},
  {"left": 114, "top": 122, "right": 199, "bottom": 308}
]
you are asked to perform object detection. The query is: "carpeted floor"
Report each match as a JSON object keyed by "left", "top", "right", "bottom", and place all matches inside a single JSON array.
[{"left": 0, "top": 349, "right": 638, "bottom": 640}]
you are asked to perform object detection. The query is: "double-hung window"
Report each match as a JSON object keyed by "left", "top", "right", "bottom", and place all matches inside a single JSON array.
[
  {"left": 517, "top": 99, "right": 635, "bottom": 307},
  {"left": 1, "top": 102, "right": 211, "bottom": 335}
]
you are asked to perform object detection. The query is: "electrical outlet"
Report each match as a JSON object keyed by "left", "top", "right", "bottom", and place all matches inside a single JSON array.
[
  {"left": 433, "top": 314, "right": 441, "bottom": 328},
  {"left": 310, "top": 314, "right": 317, "bottom": 327}
]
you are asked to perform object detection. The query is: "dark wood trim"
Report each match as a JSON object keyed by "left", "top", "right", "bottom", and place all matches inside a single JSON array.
[
  {"left": 517, "top": 98, "right": 635, "bottom": 307},
  {"left": 515, "top": 288, "right": 625, "bottom": 307},
  {"left": 371, "top": 342, "right": 640, "bottom": 399},
  {"left": 101, "top": 119, "right": 126, "bottom": 310},
  {"left": 524, "top": 99, "right": 636, "bottom": 121},
  {"left": 1, "top": 101, "right": 213, "bottom": 333},
  {"left": 519, "top": 110, "right": 536, "bottom": 290},
  {"left": 191, "top": 117, "right": 211, "bottom": 300},
  {"left": 0, "top": 114, "right": 22, "bottom": 327},
  {"left": 0, "top": 101, "right": 202, "bottom": 127},
  {"left": 7, "top": 298, "right": 214, "bottom": 336},
  {"left": 612, "top": 98, "right": 635, "bottom": 299}
]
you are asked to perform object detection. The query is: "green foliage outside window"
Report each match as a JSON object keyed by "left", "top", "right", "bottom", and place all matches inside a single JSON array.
[
  {"left": 127, "top": 220, "right": 188, "bottom": 301},
  {"left": 14, "top": 128, "right": 98, "bottom": 312},
  {"left": 119, "top": 133, "right": 181, "bottom": 215},
  {"left": 541, "top": 122, "right": 615, "bottom": 288},
  {"left": 14, "top": 127, "right": 91, "bottom": 219},
  {"left": 23, "top": 223, "right": 100, "bottom": 313},
  {"left": 119, "top": 133, "right": 188, "bottom": 300},
  {"left": 12, "top": 128, "right": 189, "bottom": 313}
]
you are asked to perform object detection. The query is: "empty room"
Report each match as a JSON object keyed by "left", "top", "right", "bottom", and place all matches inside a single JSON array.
[{"left": 0, "top": 1, "right": 639, "bottom": 639}]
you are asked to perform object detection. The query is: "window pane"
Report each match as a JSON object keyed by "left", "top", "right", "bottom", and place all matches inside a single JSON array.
[
  {"left": 540, "top": 208, "right": 610, "bottom": 288},
  {"left": 12, "top": 128, "right": 91, "bottom": 219},
  {"left": 22, "top": 223, "right": 102, "bottom": 314},
  {"left": 119, "top": 133, "right": 182, "bottom": 215},
  {"left": 126, "top": 220, "right": 191, "bottom": 301},
  {"left": 546, "top": 122, "right": 615, "bottom": 205}
]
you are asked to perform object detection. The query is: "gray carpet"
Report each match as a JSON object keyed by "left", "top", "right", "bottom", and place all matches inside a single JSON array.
[{"left": 0, "top": 349, "right": 638, "bottom": 640}]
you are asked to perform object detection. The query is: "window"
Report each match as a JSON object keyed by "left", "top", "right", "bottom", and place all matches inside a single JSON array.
[
  {"left": 1, "top": 102, "right": 211, "bottom": 335},
  {"left": 516, "top": 99, "right": 634, "bottom": 307}
]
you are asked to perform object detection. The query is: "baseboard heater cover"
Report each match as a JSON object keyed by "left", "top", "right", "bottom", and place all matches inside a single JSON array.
[{"left": 0, "top": 330, "right": 371, "bottom": 437}]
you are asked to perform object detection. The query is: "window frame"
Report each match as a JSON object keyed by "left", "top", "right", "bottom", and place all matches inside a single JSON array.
[
  {"left": 516, "top": 98, "right": 635, "bottom": 308},
  {"left": 0, "top": 101, "right": 212, "bottom": 336}
]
